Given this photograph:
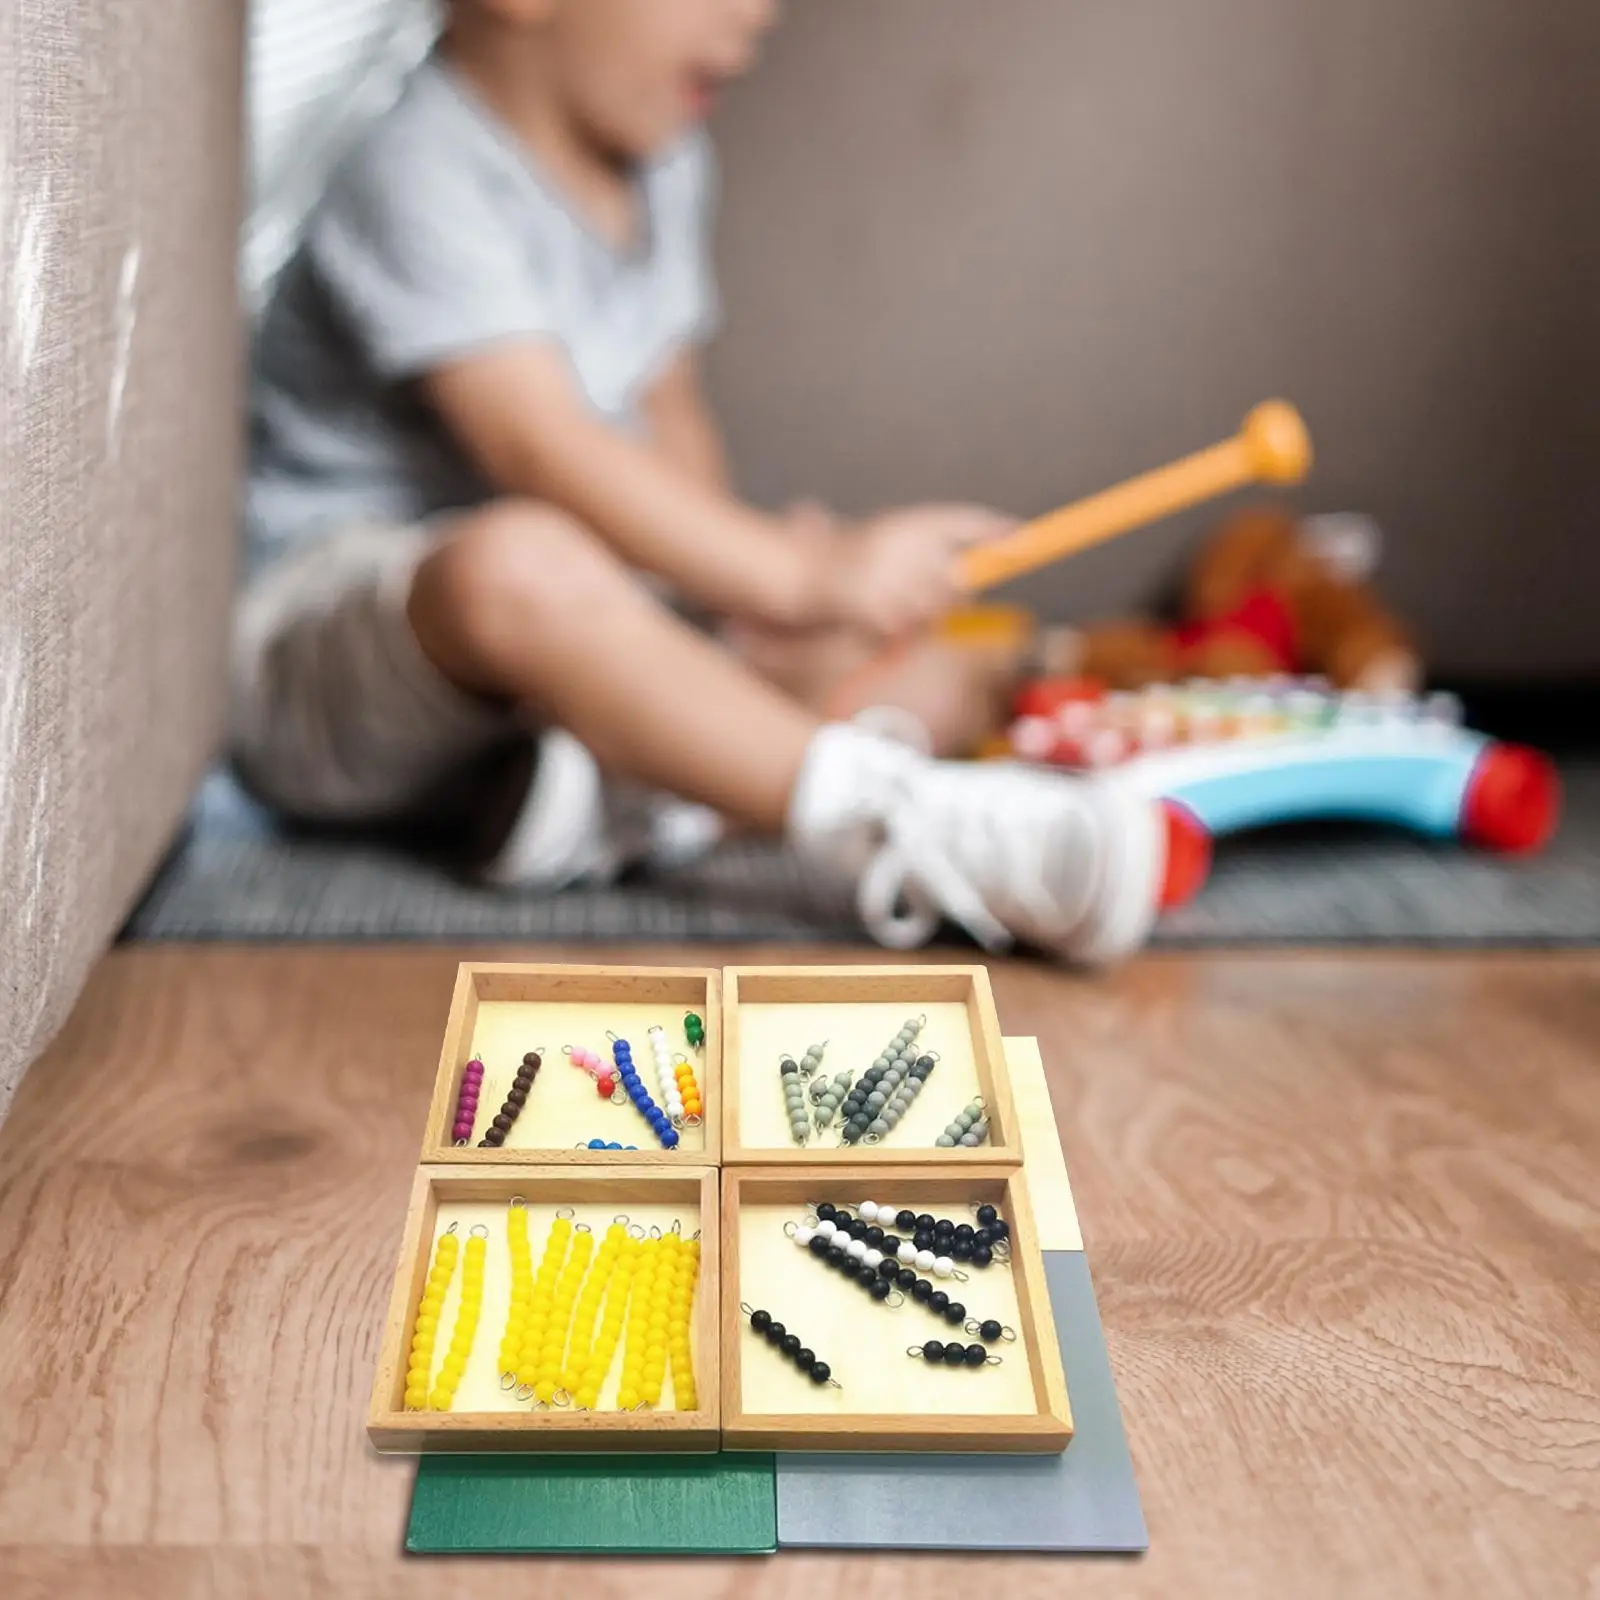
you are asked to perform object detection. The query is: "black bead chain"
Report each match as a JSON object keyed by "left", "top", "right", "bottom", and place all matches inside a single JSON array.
[
  {"left": 789, "top": 1220, "right": 906, "bottom": 1308},
  {"left": 908, "top": 1339, "right": 1001, "bottom": 1368},
  {"left": 817, "top": 1203, "right": 970, "bottom": 1283},
  {"left": 741, "top": 1304, "right": 838, "bottom": 1386},
  {"left": 889, "top": 1204, "right": 1010, "bottom": 1268},
  {"left": 479, "top": 1051, "right": 541, "bottom": 1148},
  {"left": 837, "top": 1016, "right": 934, "bottom": 1146},
  {"left": 964, "top": 1317, "right": 1017, "bottom": 1345}
]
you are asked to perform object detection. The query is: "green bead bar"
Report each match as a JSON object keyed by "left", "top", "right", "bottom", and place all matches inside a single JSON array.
[{"left": 684, "top": 1012, "right": 705, "bottom": 1049}]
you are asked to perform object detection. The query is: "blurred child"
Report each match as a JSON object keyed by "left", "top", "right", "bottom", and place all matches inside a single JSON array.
[{"left": 239, "top": 0, "right": 1186, "bottom": 962}]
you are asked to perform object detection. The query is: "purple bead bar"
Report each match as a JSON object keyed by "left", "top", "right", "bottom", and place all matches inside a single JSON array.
[{"left": 452, "top": 1057, "right": 486, "bottom": 1145}]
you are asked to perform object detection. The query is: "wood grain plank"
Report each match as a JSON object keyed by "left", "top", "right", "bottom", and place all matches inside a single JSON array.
[{"left": 0, "top": 944, "right": 1597, "bottom": 1598}]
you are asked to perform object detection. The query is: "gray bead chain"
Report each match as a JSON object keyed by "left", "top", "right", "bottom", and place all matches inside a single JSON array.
[
  {"left": 864, "top": 1052, "right": 937, "bottom": 1144},
  {"left": 840, "top": 1016, "right": 929, "bottom": 1145},
  {"left": 779, "top": 1053, "right": 812, "bottom": 1145},
  {"left": 936, "top": 1098, "right": 989, "bottom": 1148},
  {"left": 799, "top": 1040, "right": 827, "bottom": 1080},
  {"left": 810, "top": 1069, "right": 853, "bottom": 1133}
]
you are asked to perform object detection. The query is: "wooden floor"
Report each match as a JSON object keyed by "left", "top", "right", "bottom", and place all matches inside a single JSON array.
[{"left": 0, "top": 946, "right": 1596, "bottom": 1600}]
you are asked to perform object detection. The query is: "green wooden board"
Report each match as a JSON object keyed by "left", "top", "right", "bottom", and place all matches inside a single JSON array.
[{"left": 406, "top": 1453, "right": 778, "bottom": 1555}]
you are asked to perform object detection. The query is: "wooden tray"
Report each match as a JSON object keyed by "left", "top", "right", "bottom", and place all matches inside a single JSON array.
[
  {"left": 721, "top": 966, "right": 1020, "bottom": 1167},
  {"left": 719, "top": 1165, "right": 1069, "bottom": 1453},
  {"left": 420, "top": 964, "right": 720, "bottom": 1166},
  {"left": 368, "top": 1166, "right": 720, "bottom": 1453}
]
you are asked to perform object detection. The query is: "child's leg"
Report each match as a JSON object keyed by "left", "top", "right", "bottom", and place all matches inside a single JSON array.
[
  {"left": 407, "top": 498, "right": 1196, "bottom": 965},
  {"left": 408, "top": 499, "right": 819, "bottom": 832}
]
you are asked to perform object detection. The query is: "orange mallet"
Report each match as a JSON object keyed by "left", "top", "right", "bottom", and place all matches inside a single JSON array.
[{"left": 960, "top": 400, "right": 1313, "bottom": 594}]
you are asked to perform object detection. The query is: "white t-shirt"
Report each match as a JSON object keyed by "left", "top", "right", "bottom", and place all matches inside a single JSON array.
[{"left": 246, "top": 57, "right": 719, "bottom": 568}]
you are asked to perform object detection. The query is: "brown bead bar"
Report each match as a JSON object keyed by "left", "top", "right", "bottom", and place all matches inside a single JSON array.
[{"left": 478, "top": 1052, "right": 541, "bottom": 1148}]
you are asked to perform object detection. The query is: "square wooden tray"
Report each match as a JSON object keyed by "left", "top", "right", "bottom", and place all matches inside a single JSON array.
[
  {"left": 368, "top": 1166, "right": 721, "bottom": 1453},
  {"left": 720, "top": 966, "right": 1020, "bottom": 1167},
  {"left": 420, "top": 964, "right": 721, "bottom": 1166},
  {"left": 719, "top": 1165, "right": 1070, "bottom": 1453}
]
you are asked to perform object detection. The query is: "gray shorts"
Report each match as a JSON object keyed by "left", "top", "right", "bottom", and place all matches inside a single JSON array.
[{"left": 230, "top": 522, "right": 525, "bottom": 822}]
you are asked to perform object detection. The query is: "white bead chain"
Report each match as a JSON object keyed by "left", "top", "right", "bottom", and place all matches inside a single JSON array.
[{"left": 647, "top": 1026, "right": 685, "bottom": 1126}]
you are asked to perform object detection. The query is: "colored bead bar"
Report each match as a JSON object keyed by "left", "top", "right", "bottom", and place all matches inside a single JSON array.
[
  {"left": 964, "top": 1316, "right": 1017, "bottom": 1344},
  {"left": 780, "top": 1053, "right": 810, "bottom": 1145},
  {"left": 819, "top": 1201, "right": 970, "bottom": 1282},
  {"left": 839, "top": 1017, "right": 928, "bottom": 1145},
  {"left": 611, "top": 1036, "right": 680, "bottom": 1149},
  {"left": 497, "top": 1201, "right": 533, "bottom": 1382},
  {"left": 742, "top": 1304, "right": 838, "bottom": 1387},
  {"left": 617, "top": 1232, "right": 662, "bottom": 1410},
  {"left": 479, "top": 1051, "right": 541, "bottom": 1148},
  {"left": 936, "top": 1099, "right": 989, "bottom": 1149},
  {"left": 791, "top": 1218, "right": 901, "bottom": 1307},
  {"left": 563, "top": 1219, "right": 627, "bottom": 1398},
  {"left": 672, "top": 1053, "right": 704, "bottom": 1125},
  {"left": 575, "top": 1229, "right": 639, "bottom": 1410},
  {"left": 565, "top": 1043, "right": 617, "bottom": 1101},
  {"left": 684, "top": 1012, "right": 705, "bottom": 1049},
  {"left": 452, "top": 1058, "right": 485, "bottom": 1145},
  {"left": 404, "top": 1224, "right": 459, "bottom": 1409},
  {"left": 430, "top": 1226, "right": 488, "bottom": 1410},
  {"left": 810, "top": 1069, "right": 852, "bottom": 1134},
  {"left": 668, "top": 1232, "right": 700, "bottom": 1410},
  {"left": 583, "top": 1138, "right": 639, "bottom": 1150},
  {"left": 647, "top": 1026, "right": 686, "bottom": 1125},
  {"left": 512, "top": 1209, "right": 573, "bottom": 1396},
  {"left": 909, "top": 1338, "right": 999, "bottom": 1368},
  {"left": 533, "top": 1223, "right": 592, "bottom": 1404},
  {"left": 641, "top": 1231, "right": 677, "bottom": 1407}
]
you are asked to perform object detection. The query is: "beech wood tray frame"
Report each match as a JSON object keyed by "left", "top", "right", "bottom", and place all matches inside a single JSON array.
[
  {"left": 419, "top": 964, "right": 722, "bottom": 1166},
  {"left": 369, "top": 1166, "right": 721, "bottom": 1454},
  {"left": 719, "top": 1165, "right": 1071, "bottom": 1453},
  {"left": 720, "top": 965, "right": 1022, "bottom": 1168}
]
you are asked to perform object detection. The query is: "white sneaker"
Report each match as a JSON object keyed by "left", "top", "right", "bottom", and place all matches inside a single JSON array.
[
  {"left": 482, "top": 729, "right": 724, "bottom": 890},
  {"left": 787, "top": 724, "right": 1205, "bottom": 963}
]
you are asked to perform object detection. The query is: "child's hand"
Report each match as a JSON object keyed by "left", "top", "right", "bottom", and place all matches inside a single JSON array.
[{"left": 808, "top": 505, "right": 1016, "bottom": 638}]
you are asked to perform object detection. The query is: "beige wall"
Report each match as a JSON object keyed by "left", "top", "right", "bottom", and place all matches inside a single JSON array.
[{"left": 707, "top": 0, "right": 1599, "bottom": 676}]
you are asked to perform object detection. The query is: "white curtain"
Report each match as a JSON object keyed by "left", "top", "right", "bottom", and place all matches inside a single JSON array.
[{"left": 243, "top": 0, "right": 442, "bottom": 315}]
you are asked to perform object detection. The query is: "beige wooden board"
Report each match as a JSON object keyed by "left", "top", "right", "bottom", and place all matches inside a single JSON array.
[
  {"left": 409, "top": 1196, "right": 705, "bottom": 1416},
  {"left": 736, "top": 1001, "right": 981, "bottom": 1152},
  {"left": 1002, "top": 1036, "right": 1082, "bottom": 1250},
  {"left": 734, "top": 1199, "right": 1036, "bottom": 1417},
  {"left": 461, "top": 1002, "right": 709, "bottom": 1156}
]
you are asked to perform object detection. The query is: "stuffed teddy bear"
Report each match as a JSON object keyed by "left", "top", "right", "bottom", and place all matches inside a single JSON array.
[{"left": 1049, "top": 505, "right": 1421, "bottom": 694}]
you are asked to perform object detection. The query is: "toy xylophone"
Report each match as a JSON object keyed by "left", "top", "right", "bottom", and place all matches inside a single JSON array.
[{"left": 1007, "top": 677, "right": 1560, "bottom": 856}]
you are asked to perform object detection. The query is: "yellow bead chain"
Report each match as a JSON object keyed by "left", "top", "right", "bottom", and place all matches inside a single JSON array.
[
  {"left": 563, "top": 1219, "right": 627, "bottom": 1397},
  {"left": 640, "top": 1230, "right": 677, "bottom": 1407},
  {"left": 668, "top": 1234, "right": 701, "bottom": 1410},
  {"left": 429, "top": 1225, "right": 487, "bottom": 1412},
  {"left": 497, "top": 1201, "right": 534, "bottom": 1383},
  {"left": 617, "top": 1233, "right": 662, "bottom": 1410},
  {"left": 534, "top": 1224, "right": 593, "bottom": 1404},
  {"left": 575, "top": 1230, "right": 639, "bottom": 1411},
  {"left": 513, "top": 1210, "right": 573, "bottom": 1395},
  {"left": 404, "top": 1224, "right": 459, "bottom": 1409}
]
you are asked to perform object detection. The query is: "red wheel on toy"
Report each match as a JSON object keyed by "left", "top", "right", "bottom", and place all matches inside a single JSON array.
[
  {"left": 1158, "top": 800, "right": 1212, "bottom": 909},
  {"left": 1461, "top": 744, "right": 1560, "bottom": 855}
]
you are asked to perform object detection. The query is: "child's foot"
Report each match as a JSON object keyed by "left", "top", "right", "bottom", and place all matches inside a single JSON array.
[
  {"left": 787, "top": 724, "right": 1205, "bottom": 963},
  {"left": 482, "top": 729, "right": 722, "bottom": 889}
]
